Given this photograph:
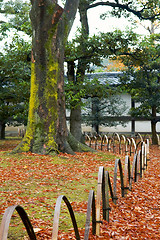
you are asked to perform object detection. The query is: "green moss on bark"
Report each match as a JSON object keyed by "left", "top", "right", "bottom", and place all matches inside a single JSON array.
[{"left": 13, "top": 63, "right": 39, "bottom": 153}]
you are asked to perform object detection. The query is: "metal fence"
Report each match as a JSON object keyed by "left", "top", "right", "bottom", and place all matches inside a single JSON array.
[
  {"left": 85, "top": 132, "right": 150, "bottom": 155},
  {"left": 0, "top": 135, "right": 150, "bottom": 240}
]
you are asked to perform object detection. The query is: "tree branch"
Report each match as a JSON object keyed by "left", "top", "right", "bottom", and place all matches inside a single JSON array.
[
  {"left": 63, "top": 0, "right": 80, "bottom": 37},
  {"left": 87, "top": 1, "right": 160, "bottom": 20}
]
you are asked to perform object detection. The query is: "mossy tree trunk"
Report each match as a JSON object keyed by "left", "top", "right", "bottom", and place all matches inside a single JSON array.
[{"left": 13, "top": 0, "right": 92, "bottom": 154}]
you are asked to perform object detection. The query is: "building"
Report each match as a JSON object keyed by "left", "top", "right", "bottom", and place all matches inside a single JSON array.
[
  {"left": 67, "top": 72, "right": 160, "bottom": 134},
  {"left": 6, "top": 72, "right": 160, "bottom": 136}
]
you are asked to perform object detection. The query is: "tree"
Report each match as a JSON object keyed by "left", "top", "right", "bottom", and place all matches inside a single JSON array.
[
  {"left": 65, "top": 65, "right": 127, "bottom": 134},
  {"left": 3, "top": 0, "right": 159, "bottom": 153},
  {"left": 65, "top": 0, "right": 89, "bottom": 142},
  {"left": 13, "top": 0, "right": 93, "bottom": 155},
  {"left": 118, "top": 33, "right": 160, "bottom": 144},
  {"left": 81, "top": 77, "right": 127, "bottom": 134},
  {"left": 65, "top": 32, "right": 112, "bottom": 141},
  {"left": 83, "top": 96, "right": 127, "bottom": 134},
  {"left": 89, "top": 0, "right": 160, "bottom": 20},
  {"left": 0, "top": 0, "right": 31, "bottom": 36},
  {"left": 0, "top": 36, "right": 31, "bottom": 139},
  {"left": 65, "top": 0, "right": 160, "bottom": 142}
]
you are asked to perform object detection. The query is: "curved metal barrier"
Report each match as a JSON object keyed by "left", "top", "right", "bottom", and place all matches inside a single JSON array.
[
  {"left": 88, "top": 132, "right": 151, "bottom": 157},
  {"left": 101, "top": 134, "right": 108, "bottom": 150},
  {"left": 113, "top": 158, "right": 125, "bottom": 204},
  {"left": 156, "top": 133, "right": 160, "bottom": 148},
  {"left": 84, "top": 190, "right": 96, "bottom": 240},
  {"left": 119, "top": 134, "right": 126, "bottom": 154},
  {"left": 0, "top": 205, "right": 36, "bottom": 240},
  {"left": 123, "top": 155, "right": 131, "bottom": 196},
  {"left": 51, "top": 195, "right": 80, "bottom": 240},
  {"left": 0, "top": 139, "right": 150, "bottom": 240}
]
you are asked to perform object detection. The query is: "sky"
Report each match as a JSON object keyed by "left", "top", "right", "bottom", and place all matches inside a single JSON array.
[
  {"left": 0, "top": 1, "right": 152, "bottom": 51},
  {"left": 69, "top": 5, "right": 150, "bottom": 39}
]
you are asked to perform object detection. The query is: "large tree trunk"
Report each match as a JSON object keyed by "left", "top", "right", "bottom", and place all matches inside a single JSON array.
[
  {"left": 151, "top": 106, "right": 158, "bottom": 145},
  {"left": 13, "top": 0, "right": 93, "bottom": 154}
]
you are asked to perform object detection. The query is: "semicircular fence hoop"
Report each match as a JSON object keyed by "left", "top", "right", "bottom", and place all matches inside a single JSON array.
[
  {"left": 136, "top": 140, "right": 143, "bottom": 150},
  {"left": 113, "top": 159, "right": 124, "bottom": 204},
  {"left": 137, "top": 150, "right": 141, "bottom": 180},
  {"left": 85, "top": 134, "right": 91, "bottom": 147},
  {"left": 0, "top": 205, "right": 37, "bottom": 240},
  {"left": 96, "top": 166, "right": 105, "bottom": 236},
  {"left": 104, "top": 171, "right": 113, "bottom": 222},
  {"left": 51, "top": 195, "right": 80, "bottom": 240},
  {"left": 84, "top": 190, "right": 96, "bottom": 240},
  {"left": 125, "top": 138, "right": 131, "bottom": 155},
  {"left": 120, "top": 134, "right": 126, "bottom": 144},
  {"left": 131, "top": 138, "right": 136, "bottom": 152},
  {"left": 145, "top": 139, "right": 150, "bottom": 155},
  {"left": 123, "top": 156, "right": 131, "bottom": 196},
  {"left": 141, "top": 142, "right": 145, "bottom": 178},
  {"left": 119, "top": 134, "right": 126, "bottom": 154},
  {"left": 107, "top": 137, "right": 113, "bottom": 152},
  {"left": 112, "top": 132, "right": 120, "bottom": 143},
  {"left": 129, "top": 153, "right": 138, "bottom": 190},
  {"left": 138, "top": 133, "right": 143, "bottom": 142},
  {"left": 101, "top": 135, "right": 108, "bottom": 150}
]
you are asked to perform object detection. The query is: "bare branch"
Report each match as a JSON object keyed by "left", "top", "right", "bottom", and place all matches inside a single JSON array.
[{"left": 87, "top": 1, "right": 160, "bottom": 20}]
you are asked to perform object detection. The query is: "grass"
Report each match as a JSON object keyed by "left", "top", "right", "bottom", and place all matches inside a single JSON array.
[{"left": 0, "top": 138, "right": 117, "bottom": 239}]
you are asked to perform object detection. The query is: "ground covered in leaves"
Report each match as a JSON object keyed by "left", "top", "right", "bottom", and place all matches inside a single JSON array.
[{"left": 0, "top": 138, "right": 159, "bottom": 239}]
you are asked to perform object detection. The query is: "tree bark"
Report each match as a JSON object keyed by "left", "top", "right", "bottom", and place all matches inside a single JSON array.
[
  {"left": 67, "top": 61, "right": 84, "bottom": 142},
  {"left": 69, "top": 1, "right": 89, "bottom": 142},
  {"left": 92, "top": 97, "right": 100, "bottom": 134},
  {"left": 70, "top": 105, "right": 83, "bottom": 142},
  {"left": 13, "top": 0, "right": 88, "bottom": 154},
  {"left": 0, "top": 122, "right": 5, "bottom": 139}
]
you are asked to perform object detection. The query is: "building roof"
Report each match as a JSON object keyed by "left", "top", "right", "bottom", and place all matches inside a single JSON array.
[{"left": 85, "top": 72, "right": 123, "bottom": 85}]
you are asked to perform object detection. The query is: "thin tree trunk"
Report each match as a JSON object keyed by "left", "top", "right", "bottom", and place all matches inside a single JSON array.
[
  {"left": 0, "top": 122, "right": 5, "bottom": 139},
  {"left": 69, "top": 2, "right": 89, "bottom": 142},
  {"left": 67, "top": 61, "right": 83, "bottom": 142},
  {"left": 70, "top": 105, "right": 83, "bottom": 142},
  {"left": 92, "top": 97, "right": 100, "bottom": 134}
]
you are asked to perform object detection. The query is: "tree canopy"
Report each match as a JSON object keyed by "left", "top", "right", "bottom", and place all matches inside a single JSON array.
[
  {"left": 0, "top": 0, "right": 31, "bottom": 36},
  {"left": 1, "top": 0, "right": 160, "bottom": 149},
  {"left": 86, "top": 0, "right": 160, "bottom": 21},
  {"left": 0, "top": 36, "right": 31, "bottom": 139},
  {"left": 116, "top": 31, "right": 160, "bottom": 144}
]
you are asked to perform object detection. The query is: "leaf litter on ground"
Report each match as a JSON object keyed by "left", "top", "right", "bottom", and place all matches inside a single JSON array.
[{"left": 0, "top": 139, "right": 160, "bottom": 239}]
